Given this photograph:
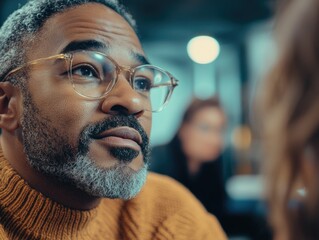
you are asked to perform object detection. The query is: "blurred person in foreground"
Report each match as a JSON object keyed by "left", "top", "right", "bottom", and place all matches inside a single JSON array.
[
  {"left": 259, "top": 0, "right": 319, "bottom": 239},
  {"left": 150, "top": 97, "right": 227, "bottom": 219},
  {"left": 0, "top": 0, "right": 227, "bottom": 239}
]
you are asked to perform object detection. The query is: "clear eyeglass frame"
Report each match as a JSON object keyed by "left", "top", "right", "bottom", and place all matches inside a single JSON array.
[{"left": 3, "top": 50, "right": 179, "bottom": 112}]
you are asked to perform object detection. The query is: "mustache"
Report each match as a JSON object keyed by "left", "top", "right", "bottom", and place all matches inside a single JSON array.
[{"left": 78, "top": 115, "right": 149, "bottom": 155}]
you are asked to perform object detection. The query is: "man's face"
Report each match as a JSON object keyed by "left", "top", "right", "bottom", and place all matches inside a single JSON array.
[{"left": 19, "top": 3, "right": 152, "bottom": 199}]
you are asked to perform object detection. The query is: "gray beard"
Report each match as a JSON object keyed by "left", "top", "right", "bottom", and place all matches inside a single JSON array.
[
  {"left": 40, "top": 153, "right": 148, "bottom": 199},
  {"left": 20, "top": 89, "right": 149, "bottom": 199}
]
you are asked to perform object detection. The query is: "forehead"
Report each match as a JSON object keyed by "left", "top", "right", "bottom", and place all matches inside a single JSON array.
[
  {"left": 192, "top": 107, "right": 225, "bottom": 123},
  {"left": 28, "top": 3, "right": 144, "bottom": 61}
]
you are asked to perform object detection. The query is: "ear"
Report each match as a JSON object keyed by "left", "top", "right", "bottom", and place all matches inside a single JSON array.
[{"left": 0, "top": 82, "right": 22, "bottom": 131}]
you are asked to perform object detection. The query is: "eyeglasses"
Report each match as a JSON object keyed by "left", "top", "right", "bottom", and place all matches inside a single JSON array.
[
  {"left": 191, "top": 122, "right": 225, "bottom": 135},
  {"left": 3, "top": 50, "right": 179, "bottom": 112}
]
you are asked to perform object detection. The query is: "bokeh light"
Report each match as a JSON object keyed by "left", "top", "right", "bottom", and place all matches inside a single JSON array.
[
  {"left": 231, "top": 125, "right": 252, "bottom": 151},
  {"left": 187, "top": 36, "right": 220, "bottom": 64}
]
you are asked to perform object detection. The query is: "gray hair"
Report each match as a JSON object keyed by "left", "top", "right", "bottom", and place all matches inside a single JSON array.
[{"left": 0, "top": 0, "right": 136, "bottom": 83}]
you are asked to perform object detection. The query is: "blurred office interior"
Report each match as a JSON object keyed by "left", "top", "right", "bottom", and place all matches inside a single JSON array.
[{"left": 0, "top": 0, "right": 275, "bottom": 239}]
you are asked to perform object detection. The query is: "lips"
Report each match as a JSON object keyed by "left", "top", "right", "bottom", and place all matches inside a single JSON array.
[{"left": 93, "top": 126, "right": 143, "bottom": 147}]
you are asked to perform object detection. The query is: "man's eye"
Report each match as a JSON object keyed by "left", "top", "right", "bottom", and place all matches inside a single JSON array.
[
  {"left": 134, "top": 78, "right": 152, "bottom": 91},
  {"left": 72, "top": 64, "right": 99, "bottom": 79}
]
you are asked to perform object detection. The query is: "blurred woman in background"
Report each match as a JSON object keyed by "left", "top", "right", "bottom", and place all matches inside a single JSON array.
[
  {"left": 259, "top": 0, "right": 319, "bottom": 239},
  {"left": 150, "top": 97, "right": 227, "bottom": 219}
]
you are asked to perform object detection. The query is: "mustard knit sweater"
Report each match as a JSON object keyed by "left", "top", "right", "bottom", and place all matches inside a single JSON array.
[{"left": 0, "top": 150, "right": 227, "bottom": 240}]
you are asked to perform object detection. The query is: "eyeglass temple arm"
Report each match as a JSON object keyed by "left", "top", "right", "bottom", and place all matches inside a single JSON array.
[
  {"left": 151, "top": 80, "right": 179, "bottom": 88},
  {"left": 3, "top": 54, "right": 68, "bottom": 81}
]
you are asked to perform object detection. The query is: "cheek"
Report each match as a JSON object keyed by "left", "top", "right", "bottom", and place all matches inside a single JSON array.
[
  {"left": 27, "top": 79, "right": 99, "bottom": 144},
  {"left": 205, "top": 134, "right": 223, "bottom": 145},
  {"left": 187, "top": 130, "right": 206, "bottom": 145},
  {"left": 180, "top": 129, "right": 201, "bottom": 153},
  {"left": 199, "top": 135, "right": 223, "bottom": 153},
  {"left": 184, "top": 132, "right": 222, "bottom": 156},
  {"left": 139, "top": 113, "right": 152, "bottom": 139},
  {"left": 48, "top": 102, "right": 96, "bottom": 144}
]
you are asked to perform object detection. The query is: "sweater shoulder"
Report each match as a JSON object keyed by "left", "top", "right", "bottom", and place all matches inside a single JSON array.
[
  {"left": 145, "top": 172, "right": 198, "bottom": 202},
  {"left": 143, "top": 172, "right": 211, "bottom": 213},
  {"left": 140, "top": 173, "right": 227, "bottom": 239},
  {"left": 0, "top": 224, "right": 8, "bottom": 240}
]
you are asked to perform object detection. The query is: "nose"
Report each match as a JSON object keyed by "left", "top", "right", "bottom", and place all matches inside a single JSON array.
[{"left": 100, "top": 77, "right": 145, "bottom": 117}]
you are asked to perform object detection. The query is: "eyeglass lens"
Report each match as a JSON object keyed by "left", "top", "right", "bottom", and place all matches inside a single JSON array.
[{"left": 69, "top": 51, "right": 173, "bottom": 112}]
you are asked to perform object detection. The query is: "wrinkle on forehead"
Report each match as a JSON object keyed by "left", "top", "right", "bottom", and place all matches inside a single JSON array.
[
  {"left": 59, "top": 20, "right": 140, "bottom": 47},
  {"left": 30, "top": 3, "right": 143, "bottom": 58}
]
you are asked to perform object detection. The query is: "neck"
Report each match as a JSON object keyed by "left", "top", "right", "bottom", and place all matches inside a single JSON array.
[
  {"left": 0, "top": 132, "right": 100, "bottom": 210},
  {"left": 187, "top": 158, "right": 202, "bottom": 176}
]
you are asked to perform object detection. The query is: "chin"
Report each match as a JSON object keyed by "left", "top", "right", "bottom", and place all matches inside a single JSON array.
[{"left": 200, "top": 155, "right": 219, "bottom": 162}]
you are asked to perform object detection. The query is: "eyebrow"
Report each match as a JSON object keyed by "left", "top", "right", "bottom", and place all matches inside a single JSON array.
[
  {"left": 61, "top": 39, "right": 151, "bottom": 65},
  {"left": 61, "top": 40, "right": 108, "bottom": 53},
  {"left": 131, "top": 51, "right": 150, "bottom": 65}
]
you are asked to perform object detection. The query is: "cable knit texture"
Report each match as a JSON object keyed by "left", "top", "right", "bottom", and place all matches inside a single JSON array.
[{"left": 0, "top": 148, "right": 227, "bottom": 240}]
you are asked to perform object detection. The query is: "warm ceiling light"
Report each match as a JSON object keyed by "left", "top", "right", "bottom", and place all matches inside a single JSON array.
[{"left": 187, "top": 36, "right": 220, "bottom": 64}]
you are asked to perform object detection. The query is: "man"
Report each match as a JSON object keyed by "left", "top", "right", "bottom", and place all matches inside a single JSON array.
[{"left": 0, "top": 0, "right": 227, "bottom": 239}]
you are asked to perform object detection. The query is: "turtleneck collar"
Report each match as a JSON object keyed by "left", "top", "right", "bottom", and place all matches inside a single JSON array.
[{"left": 0, "top": 148, "right": 98, "bottom": 239}]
